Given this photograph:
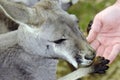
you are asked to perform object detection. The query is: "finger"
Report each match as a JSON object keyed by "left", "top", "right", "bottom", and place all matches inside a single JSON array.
[
  {"left": 87, "top": 30, "right": 98, "bottom": 43},
  {"left": 91, "top": 18, "right": 102, "bottom": 33},
  {"left": 87, "top": 15, "right": 102, "bottom": 43},
  {"left": 107, "top": 44, "right": 120, "bottom": 63},
  {"left": 103, "top": 46, "right": 112, "bottom": 59},
  {"left": 90, "top": 39, "right": 100, "bottom": 50},
  {"left": 96, "top": 45, "right": 105, "bottom": 57}
]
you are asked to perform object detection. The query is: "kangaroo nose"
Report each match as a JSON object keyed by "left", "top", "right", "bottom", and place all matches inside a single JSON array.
[{"left": 85, "top": 53, "right": 96, "bottom": 60}]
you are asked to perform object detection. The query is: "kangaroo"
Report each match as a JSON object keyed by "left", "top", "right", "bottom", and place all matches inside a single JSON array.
[
  {"left": 7, "top": 0, "right": 78, "bottom": 10},
  {"left": 0, "top": 0, "right": 109, "bottom": 80}
]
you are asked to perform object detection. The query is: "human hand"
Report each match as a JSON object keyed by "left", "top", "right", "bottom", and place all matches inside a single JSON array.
[{"left": 87, "top": 1, "right": 120, "bottom": 63}]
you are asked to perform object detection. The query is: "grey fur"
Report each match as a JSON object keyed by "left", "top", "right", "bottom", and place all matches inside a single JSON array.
[
  {"left": 0, "top": 44, "right": 58, "bottom": 80},
  {"left": 8, "top": 0, "right": 78, "bottom": 10},
  {"left": 0, "top": 8, "right": 18, "bottom": 34}
]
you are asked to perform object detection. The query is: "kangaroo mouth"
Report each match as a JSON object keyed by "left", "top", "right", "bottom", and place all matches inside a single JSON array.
[
  {"left": 66, "top": 55, "right": 94, "bottom": 68},
  {"left": 77, "top": 59, "right": 93, "bottom": 67},
  {"left": 64, "top": 52, "right": 95, "bottom": 68}
]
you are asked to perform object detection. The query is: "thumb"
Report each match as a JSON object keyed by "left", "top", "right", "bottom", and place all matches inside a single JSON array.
[{"left": 87, "top": 15, "right": 102, "bottom": 43}]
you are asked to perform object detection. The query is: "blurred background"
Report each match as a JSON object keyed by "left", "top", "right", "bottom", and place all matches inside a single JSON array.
[{"left": 57, "top": 0, "right": 120, "bottom": 80}]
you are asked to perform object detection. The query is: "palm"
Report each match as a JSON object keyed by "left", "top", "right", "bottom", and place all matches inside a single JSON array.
[{"left": 87, "top": 4, "right": 120, "bottom": 63}]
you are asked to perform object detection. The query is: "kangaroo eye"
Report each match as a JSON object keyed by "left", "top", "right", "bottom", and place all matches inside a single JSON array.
[{"left": 53, "top": 39, "right": 66, "bottom": 44}]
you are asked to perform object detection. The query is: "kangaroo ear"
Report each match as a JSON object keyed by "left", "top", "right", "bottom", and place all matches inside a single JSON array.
[{"left": 0, "top": 0, "right": 34, "bottom": 24}]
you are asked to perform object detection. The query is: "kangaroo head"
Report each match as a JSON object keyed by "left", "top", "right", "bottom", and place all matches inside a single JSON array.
[{"left": 0, "top": 0, "right": 95, "bottom": 68}]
